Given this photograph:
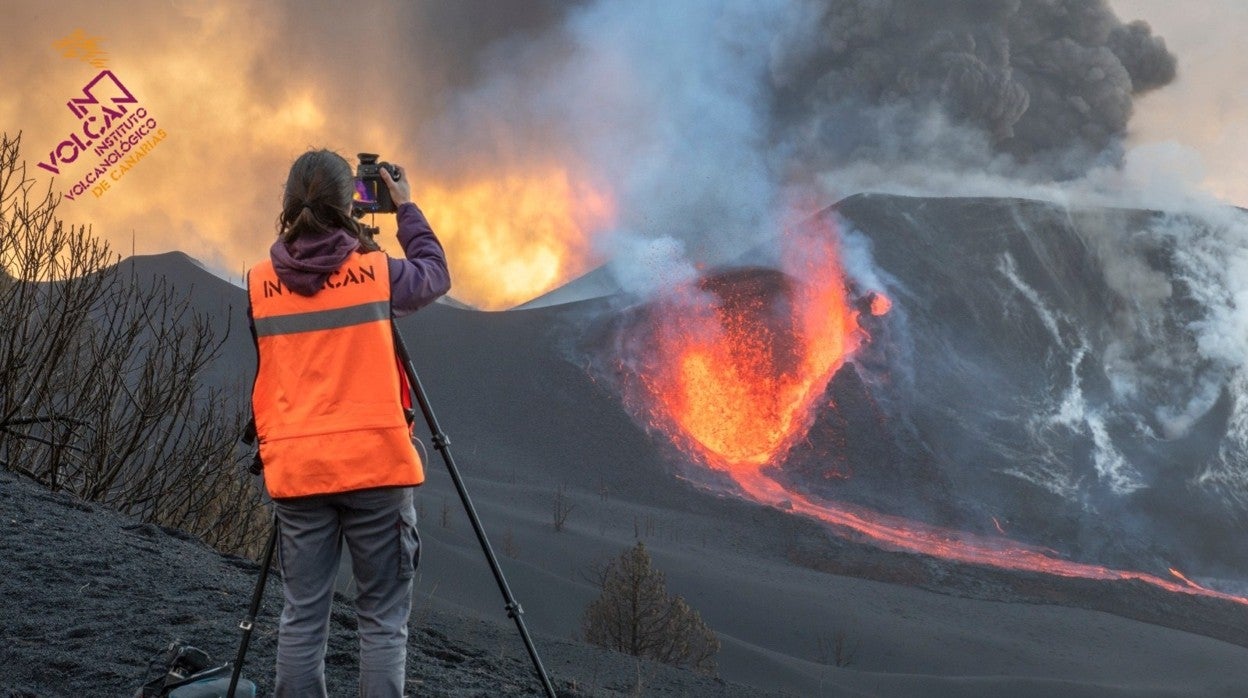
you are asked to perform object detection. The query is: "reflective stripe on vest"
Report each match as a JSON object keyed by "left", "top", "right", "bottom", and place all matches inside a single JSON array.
[
  {"left": 248, "top": 249, "right": 424, "bottom": 499},
  {"left": 253, "top": 300, "right": 390, "bottom": 337}
]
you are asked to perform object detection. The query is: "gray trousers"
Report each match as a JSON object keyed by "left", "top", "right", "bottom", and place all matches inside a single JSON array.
[{"left": 272, "top": 487, "right": 420, "bottom": 697}]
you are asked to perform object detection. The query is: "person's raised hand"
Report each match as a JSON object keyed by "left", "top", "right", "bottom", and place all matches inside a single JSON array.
[{"left": 381, "top": 164, "right": 412, "bottom": 207}]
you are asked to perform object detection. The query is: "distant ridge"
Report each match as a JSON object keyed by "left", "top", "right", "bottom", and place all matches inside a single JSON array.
[
  {"left": 510, "top": 265, "right": 622, "bottom": 311},
  {"left": 107, "top": 251, "right": 623, "bottom": 313},
  {"left": 117, "top": 251, "right": 241, "bottom": 298},
  {"left": 435, "top": 294, "right": 476, "bottom": 310}
]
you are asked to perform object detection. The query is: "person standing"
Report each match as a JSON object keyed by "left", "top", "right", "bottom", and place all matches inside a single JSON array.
[{"left": 247, "top": 149, "right": 450, "bottom": 696}]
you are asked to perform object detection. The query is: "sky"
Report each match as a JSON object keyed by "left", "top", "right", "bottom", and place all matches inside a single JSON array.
[
  {"left": 2, "top": 1, "right": 578, "bottom": 309},
  {"left": 1109, "top": 0, "right": 1248, "bottom": 205},
  {"left": 2, "top": 1, "right": 1246, "bottom": 308}
]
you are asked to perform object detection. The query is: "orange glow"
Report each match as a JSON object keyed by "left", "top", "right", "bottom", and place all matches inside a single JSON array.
[
  {"left": 634, "top": 217, "right": 862, "bottom": 470},
  {"left": 1168, "top": 567, "right": 1211, "bottom": 592},
  {"left": 418, "top": 167, "right": 614, "bottom": 310},
  {"left": 869, "top": 292, "right": 892, "bottom": 316}
]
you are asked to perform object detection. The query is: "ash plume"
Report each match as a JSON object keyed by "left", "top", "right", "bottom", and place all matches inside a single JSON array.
[
  {"left": 772, "top": 0, "right": 1177, "bottom": 180},
  {"left": 403, "top": 0, "right": 1179, "bottom": 295}
]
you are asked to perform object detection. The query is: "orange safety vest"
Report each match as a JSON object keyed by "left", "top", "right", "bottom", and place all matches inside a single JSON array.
[{"left": 247, "top": 249, "right": 424, "bottom": 499}]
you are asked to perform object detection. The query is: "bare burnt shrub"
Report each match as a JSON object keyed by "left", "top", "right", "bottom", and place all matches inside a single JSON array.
[
  {"left": 581, "top": 541, "right": 719, "bottom": 674},
  {"left": 552, "top": 483, "right": 575, "bottom": 532},
  {"left": 0, "top": 132, "right": 266, "bottom": 558}
]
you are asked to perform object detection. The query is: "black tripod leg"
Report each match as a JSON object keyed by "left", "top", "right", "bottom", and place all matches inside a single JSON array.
[
  {"left": 392, "top": 322, "right": 558, "bottom": 698},
  {"left": 228, "top": 518, "right": 278, "bottom": 697}
]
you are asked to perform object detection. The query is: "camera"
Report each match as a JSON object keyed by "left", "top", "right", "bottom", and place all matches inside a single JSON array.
[{"left": 352, "top": 152, "right": 401, "bottom": 215}]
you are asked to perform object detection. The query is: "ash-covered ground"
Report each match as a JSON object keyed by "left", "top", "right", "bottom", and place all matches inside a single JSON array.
[
  {"left": 0, "top": 468, "right": 775, "bottom": 697},
  {"left": 7, "top": 458, "right": 1248, "bottom": 697}
]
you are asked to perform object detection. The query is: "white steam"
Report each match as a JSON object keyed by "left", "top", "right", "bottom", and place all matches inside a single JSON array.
[
  {"left": 604, "top": 236, "right": 696, "bottom": 298},
  {"left": 422, "top": 0, "right": 805, "bottom": 297}
]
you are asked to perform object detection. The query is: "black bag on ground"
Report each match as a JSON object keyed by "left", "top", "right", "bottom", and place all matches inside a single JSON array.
[{"left": 136, "top": 640, "right": 256, "bottom": 698}]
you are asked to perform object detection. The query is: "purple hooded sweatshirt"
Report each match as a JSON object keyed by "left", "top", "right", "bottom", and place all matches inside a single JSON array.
[{"left": 266, "top": 202, "right": 451, "bottom": 317}]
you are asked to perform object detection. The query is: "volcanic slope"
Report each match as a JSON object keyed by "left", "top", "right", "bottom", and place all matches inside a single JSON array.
[
  {"left": 820, "top": 194, "right": 1248, "bottom": 579},
  {"left": 65, "top": 195, "right": 1248, "bottom": 696}
]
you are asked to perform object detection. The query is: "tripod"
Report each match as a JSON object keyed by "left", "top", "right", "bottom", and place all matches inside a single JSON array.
[
  {"left": 227, "top": 321, "right": 558, "bottom": 698},
  {"left": 227, "top": 522, "right": 276, "bottom": 697},
  {"left": 391, "top": 320, "right": 557, "bottom": 697}
]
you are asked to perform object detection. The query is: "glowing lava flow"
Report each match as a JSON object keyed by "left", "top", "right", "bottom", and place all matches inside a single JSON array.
[
  {"left": 743, "top": 473, "right": 1248, "bottom": 605},
  {"left": 1169, "top": 567, "right": 1217, "bottom": 594},
  {"left": 418, "top": 166, "right": 614, "bottom": 310},
  {"left": 635, "top": 228, "right": 862, "bottom": 470},
  {"left": 626, "top": 215, "right": 1248, "bottom": 607}
]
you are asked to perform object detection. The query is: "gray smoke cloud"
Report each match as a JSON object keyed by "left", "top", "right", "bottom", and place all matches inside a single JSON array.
[
  {"left": 772, "top": 0, "right": 1176, "bottom": 180},
  {"left": 402, "top": 0, "right": 1179, "bottom": 295}
]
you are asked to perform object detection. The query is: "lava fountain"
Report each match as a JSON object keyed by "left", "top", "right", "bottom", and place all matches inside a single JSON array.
[
  {"left": 627, "top": 219, "right": 864, "bottom": 474},
  {"left": 618, "top": 213, "right": 1248, "bottom": 607}
]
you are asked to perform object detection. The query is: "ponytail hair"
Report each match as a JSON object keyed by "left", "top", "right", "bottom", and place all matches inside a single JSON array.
[{"left": 276, "top": 149, "right": 380, "bottom": 252}]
